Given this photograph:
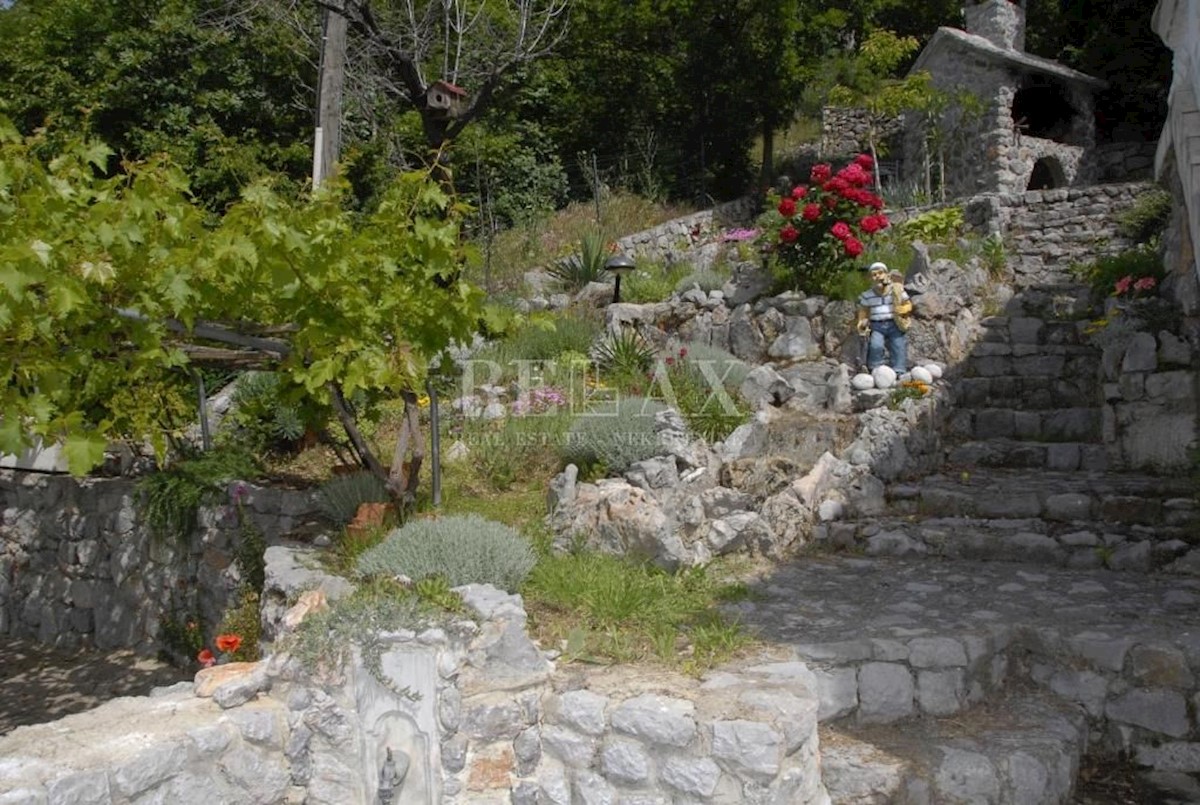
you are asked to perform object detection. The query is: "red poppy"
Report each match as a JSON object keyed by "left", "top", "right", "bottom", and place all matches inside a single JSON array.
[
  {"left": 791, "top": 185, "right": 808, "bottom": 199},
  {"left": 777, "top": 197, "right": 797, "bottom": 217},
  {"left": 830, "top": 222, "right": 852, "bottom": 241},
  {"left": 779, "top": 224, "right": 800, "bottom": 243},
  {"left": 197, "top": 648, "right": 216, "bottom": 667},
  {"left": 215, "top": 634, "right": 242, "bottom": 654}
]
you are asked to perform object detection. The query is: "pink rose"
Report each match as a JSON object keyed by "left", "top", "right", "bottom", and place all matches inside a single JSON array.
[
  {"left": 843, "top": 236, "right": 864, "bottom": 257},
  {"left": 830, "top": 221, "right": 852, "bottom": 241}
]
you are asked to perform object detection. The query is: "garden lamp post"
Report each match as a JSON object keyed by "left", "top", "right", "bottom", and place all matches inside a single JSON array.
[{"left": 604, "top": 254, "right": 636, "bottom": 304}]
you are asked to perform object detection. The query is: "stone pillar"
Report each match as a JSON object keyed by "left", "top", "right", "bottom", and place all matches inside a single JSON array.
[{"left": 964, "top": 0, "right": 1026, "bottom": 51}]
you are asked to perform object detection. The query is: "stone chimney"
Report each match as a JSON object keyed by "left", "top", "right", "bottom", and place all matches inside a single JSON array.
[{"left": 964, "top": 0, "right": 1026, "bottom": 51}]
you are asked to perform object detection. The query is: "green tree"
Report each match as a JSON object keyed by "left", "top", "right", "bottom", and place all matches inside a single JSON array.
[
  {"left": 0, "top": 0, "right": 314, "bottom": 211},
  {"left": 0, "top": 121, "right": 483, "bottom": 483}
]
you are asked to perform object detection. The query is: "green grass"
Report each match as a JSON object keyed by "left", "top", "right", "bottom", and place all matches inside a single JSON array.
[
  {"left": 471, "top": 192, "right": 697, "bottom": 294},
  {"left": 522, "top": 546, "right": 754, "bottom": 674}
]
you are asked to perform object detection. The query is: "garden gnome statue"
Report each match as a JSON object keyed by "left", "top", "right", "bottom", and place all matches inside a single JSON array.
[{"left": 856, "top": 261, "right": 912, "bottom": 372}]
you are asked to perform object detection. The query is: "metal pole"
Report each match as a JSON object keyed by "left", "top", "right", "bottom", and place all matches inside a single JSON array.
[
  {"left": 428, "top": 380, "right": 442, "bottom": 508},
  {"left": 195, "top": 370, "right": 212, "bottom": 451}
]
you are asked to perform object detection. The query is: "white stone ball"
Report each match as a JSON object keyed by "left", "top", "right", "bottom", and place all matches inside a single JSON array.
[
  {"left": 851, "top": 372, "right": 875, "bottom": 391},
  {"left": 910, "top": 366, "right": 934, "bottom": 384},
  {"left": 924, "top": 363, "right": 944, "bottom": 379},
  {"left": 872, "top": 365, "right": 898, "bottom": 389}
]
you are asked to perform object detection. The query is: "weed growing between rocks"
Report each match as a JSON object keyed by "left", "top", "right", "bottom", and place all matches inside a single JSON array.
[{"left": 522, "top": 543, "right": 754, "bottom": 675}]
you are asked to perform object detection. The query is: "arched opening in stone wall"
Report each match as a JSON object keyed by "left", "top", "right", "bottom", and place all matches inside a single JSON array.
[
  {"left": 1026, "top": 156, "right": 1066, "bottom": 191},
  {"left": 1012, "top": 75, "right": 1076, "bottom": 143}
]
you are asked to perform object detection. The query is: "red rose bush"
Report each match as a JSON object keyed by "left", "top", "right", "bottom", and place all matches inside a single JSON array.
[{"left": 758, "top": 153, "right": 890, "bottom": 295}]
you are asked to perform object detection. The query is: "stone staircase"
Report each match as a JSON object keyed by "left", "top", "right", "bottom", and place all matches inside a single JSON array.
[
  {"left": 788, "top": 283, "right": 1200, "bottom": 802},
  {"left": 850, "top": 284, "right": 1199, "bottom": 572}
]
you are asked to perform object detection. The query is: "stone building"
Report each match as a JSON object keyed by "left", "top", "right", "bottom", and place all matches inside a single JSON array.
[
  {"left": 905, "top": 0, "right": 1107, "bottom": 198},
  {"left": 1154, "top": 0, "right": 1200, "bottom": 287}
]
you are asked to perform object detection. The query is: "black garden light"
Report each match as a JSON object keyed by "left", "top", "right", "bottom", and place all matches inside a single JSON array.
[{"left": 604, "top": 254, "right": 636, "bottom": 304}]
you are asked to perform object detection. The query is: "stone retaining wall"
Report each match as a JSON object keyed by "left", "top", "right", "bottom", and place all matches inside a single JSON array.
[
  {"left": 0, "top": 470, "right": 318, "bottom": 653},
  {"left": 965, "top": 182, "right": 1158, "bottom": 285},
  {"left": 0, "top": 565, "right": 828, "bottom": 805},
  {"left": 613, "top": 196, "right": 758, "bottom": 270}
]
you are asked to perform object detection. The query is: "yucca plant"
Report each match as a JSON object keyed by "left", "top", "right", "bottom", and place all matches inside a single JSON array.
[
  {"left": 592, "top": 327, "right": 655, "bottom": 376},
  {"left": 547, "top": 230, "right": 611, "bottom": 291}
]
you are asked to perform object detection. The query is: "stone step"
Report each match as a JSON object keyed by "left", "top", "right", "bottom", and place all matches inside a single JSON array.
[
  {"left": 945, "top": 439, "right": 1107, "bottom": 472},
  {"left": 726, "top": 555, "right": 1200, "bottom": 752},
  {"left": 820, "top": 689, "right": 1088, "bottom": 805},
  {"left": 949, "top": 375, "right": 1101, "bottom": 411},
  {"left": 960, "top": 351, "right": 1098, "bottom": 380},
  {"left": 977, "top": 316, "right": 1094, "bottom": 348},
  {"left": 887, "top": 468, "right": 1195, "bottom": 527},
  {"left": 834, "top": 515, "right": 1197, "bottom": 571},
  {"left": 945, "top": 406, "right": 1103, "bottom": 444}
]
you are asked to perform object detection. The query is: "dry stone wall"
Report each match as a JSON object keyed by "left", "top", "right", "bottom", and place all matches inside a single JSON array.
[
  {"left": 965, "top": 182, "right": 1158, "bottom": 285},
  {"left": 0, "top": 470, "right": 318, "bottom": 652}
]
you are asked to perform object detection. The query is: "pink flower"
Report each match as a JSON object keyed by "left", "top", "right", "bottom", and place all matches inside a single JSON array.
[
  {"left": 665, "top": 357, "right": 675, "bottom": 366},
  {"left": 777, "top": 197, "right": 797, "bottom": 217},
  {"left": 860, "top": 215, "right": 882, "bottom": 234},
  {"left": 830, "top": 221, "right": 852, "bottom": 241},
  {"left": 801, "top": 204, "right": 820, "bottom": 222},
  {"left": 1114, "top": 275, "right": 1133, "bottom": 295},
  {"left": 1133, "top": 276, "right": 1157, "bottom": 292},
  {"left": 843, "top": 236, "right": 864, "bottom": 258},
  {"left": 197, "top": 648, "right": 216, "bottom": 668},
  {"left": 810, "top": 163, "right": 832, "bottom": 183},
  {"left": 678, "top": 347, "right": 688, "bottom": 358},
  {"left": 791, "top": 185, "right": 808, "bottom": 199}
]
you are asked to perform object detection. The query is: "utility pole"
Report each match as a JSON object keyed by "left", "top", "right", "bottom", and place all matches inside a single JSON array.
[{"left": 312, "top": 8, "right": 347, "bottom": 190}]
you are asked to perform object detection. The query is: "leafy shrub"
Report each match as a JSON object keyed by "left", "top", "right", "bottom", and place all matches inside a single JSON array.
[
  {"left": 222, "top": 371, "right": 323, "bottom": 453},
  {"left": 314, "top": 471, "right": 392, "bottom": 525},
  {"left": 355, "top": 514, "right": 536, "bottom": 593},
  {"left": 898, "top": 207, "right": 964, "bottom": 243},
  {"left": 592, "top": 327, "right": 655, "bottom": 376},
  {"left": 622, "top": 262, "right": 691, "bottom": 303},
  {"left": 1072, "top": 246, "right": 1164, "bottom": 298},
  {"left": 980, "top": 233, "right": 1007, "bottom": 279},
  {"left": 466, "top": 411, "right": 572, "bottom": 491},
  {"left": 547, "top": 230, "right": 611, "bottom": 291},
  {"left": 560, "top": 396, "right": 668, "bottom": 475},
  {"left": 661, "top": 347, "right": 748, "bottom": 442},
  {"left": 757, "top": 154, "right": 890, "bottom": 296},
  {"left": 1117, "top": 188, "right": 1172, "bottom": 246},
  {"left": 216, "top": 589, "right": 262, "bottom": 662},
  {"left": 139, "top": 446, "right": 259, "bottom": 542}
]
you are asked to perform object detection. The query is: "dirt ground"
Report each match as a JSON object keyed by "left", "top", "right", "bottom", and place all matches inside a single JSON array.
[{"left": 0, "top": 638, "right": 191, "bottom": 735}]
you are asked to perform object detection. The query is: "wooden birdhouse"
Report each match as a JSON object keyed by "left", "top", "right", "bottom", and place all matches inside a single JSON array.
[{"left": 426, "top": 80, "right": 468, "bottom": 119}]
